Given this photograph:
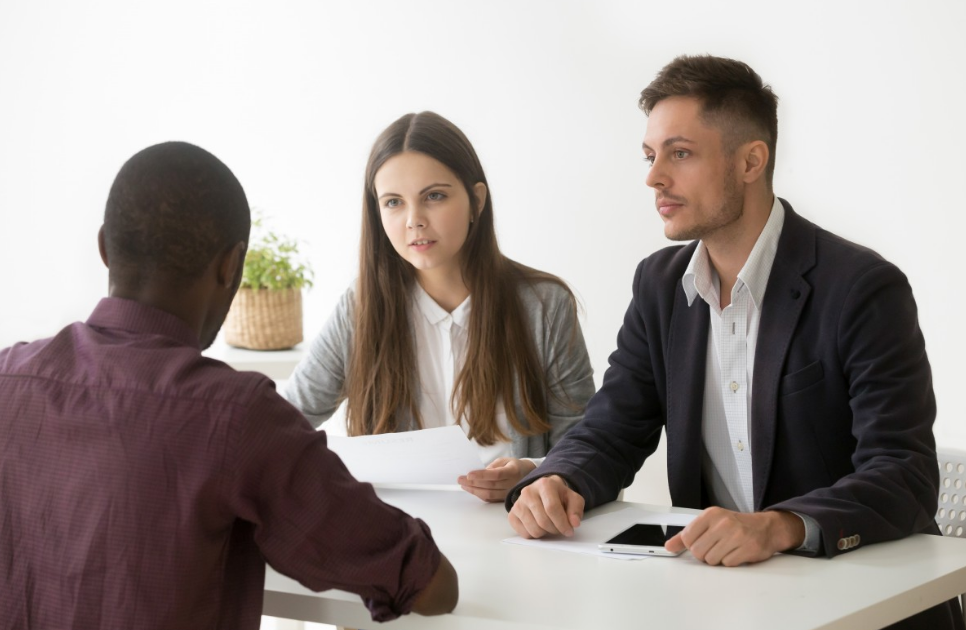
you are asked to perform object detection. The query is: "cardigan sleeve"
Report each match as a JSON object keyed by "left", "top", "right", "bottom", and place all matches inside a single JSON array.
[
  {"left": 518, "top": 281, "right": 596, "bottom": 458},
  {"left": 283, "top": 287, "right": 355, "bottom": 428}
]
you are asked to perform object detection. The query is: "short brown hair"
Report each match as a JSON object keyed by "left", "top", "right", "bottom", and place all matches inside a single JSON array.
[{"left": 640, "top": 55, "right": 779, "bottom": 185}]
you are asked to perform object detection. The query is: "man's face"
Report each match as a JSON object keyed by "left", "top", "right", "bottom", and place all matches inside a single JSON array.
[{"left": 642, "top": 96, "right": 744, "bottom": 243}]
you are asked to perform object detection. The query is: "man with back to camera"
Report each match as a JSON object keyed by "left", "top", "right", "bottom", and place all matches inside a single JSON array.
[
  {"left": 505, "top": 55, "right": 963, "bottom": 629},
  {"left": 0, "top": 141, "right": 457, "bottom": 629}
]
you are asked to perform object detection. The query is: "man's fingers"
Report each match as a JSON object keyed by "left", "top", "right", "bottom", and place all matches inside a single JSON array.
[
  {"left": 511, "top": 502, "right": 555, "bottom": 539},
  {"left": 540, "top": 488, "right": 583, "bottom": 537},
  {"left": 664, "top": 532, "right": 686, "bottom": 554},
  {"left": 680, "top": 508, "right": 781, "bottom": 567},
  {"left": 508, "top": 510, "right": 531, "bottom": 538},
  {"left": 565, "top": 491, "right": 584, "bottom": 529}
]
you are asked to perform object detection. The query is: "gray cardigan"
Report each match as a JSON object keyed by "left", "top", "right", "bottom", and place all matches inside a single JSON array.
[{"left": 283, "top": 281, "right": 595, "bottom": 458}]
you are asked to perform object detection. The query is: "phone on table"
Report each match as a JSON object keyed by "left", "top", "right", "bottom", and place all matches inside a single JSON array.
[{"left": 598, "top": 523, "right": 686, "bottom": 556}]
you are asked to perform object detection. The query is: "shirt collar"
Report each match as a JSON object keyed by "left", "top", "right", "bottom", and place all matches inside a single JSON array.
[
  {"left": 86, "top": 297, "right": 201, "bottom": 349},
  {"left": 412, "top": 282, "right": 471, "bottom": 328},
  {"left": 682, "top": 195, "right": 786, "bottom": 310}
]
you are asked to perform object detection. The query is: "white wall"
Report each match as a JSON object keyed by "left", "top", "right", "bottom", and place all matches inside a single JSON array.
[{"left": 2, "top": 0, "right": 964, "bottom": 504}]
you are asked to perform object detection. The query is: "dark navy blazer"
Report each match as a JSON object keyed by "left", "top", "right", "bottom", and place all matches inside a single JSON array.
[{"left": 510, "top": 200, "right": 961, "bottom": 629}]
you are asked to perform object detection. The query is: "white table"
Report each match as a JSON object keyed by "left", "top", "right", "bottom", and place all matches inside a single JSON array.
[{"left": 263, "top": 489, "right": 966, "bottom": 630}]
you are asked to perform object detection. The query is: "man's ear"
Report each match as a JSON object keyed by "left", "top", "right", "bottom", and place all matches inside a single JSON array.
[
  {"left": 740, "top": 141, "right": 769, "bottom": 184},
  {"left": 98, "top": 225, "right": 109, "bottom": 268},
  {"left": 472, "top": 182, "right": 487, "bottom": 220},
  {"left": 218, "top": 241, "right": 248, "bottom": 289}
]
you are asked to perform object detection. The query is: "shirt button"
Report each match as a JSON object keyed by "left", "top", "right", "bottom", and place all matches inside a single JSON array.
[
  {"left": 736, "top": 440, "right": 745, "bottom": 452},
  {"left": 730, "top": 381, "right": 739, "bottom": 392}
]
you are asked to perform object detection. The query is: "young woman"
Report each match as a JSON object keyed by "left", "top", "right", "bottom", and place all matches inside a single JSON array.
[{"left": 284, "top": 111, "right": 594, "bottom": 501}]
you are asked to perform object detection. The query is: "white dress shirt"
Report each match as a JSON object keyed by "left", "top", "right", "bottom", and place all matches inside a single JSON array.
[
  {"left": 682, "top": 197, "right": 819, "bottom": 550},
  {"left": 412, "top": 283, "right": 513, "bottom": 465}
]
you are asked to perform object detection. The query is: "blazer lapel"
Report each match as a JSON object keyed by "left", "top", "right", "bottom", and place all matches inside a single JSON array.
[
  {"left": 751, "top": 200, "right": 816, "bottom": 510},
  {"left": 666, "top": 279, "right": 711, "bottom": 509}
]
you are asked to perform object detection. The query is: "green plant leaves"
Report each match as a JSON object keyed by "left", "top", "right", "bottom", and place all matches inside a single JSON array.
[{"left": 241, "top": 215, "right": 314, "bottom": 291}]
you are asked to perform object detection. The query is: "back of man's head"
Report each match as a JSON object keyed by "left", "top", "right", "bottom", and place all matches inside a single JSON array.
[
  {"left": 639, "top": 55, "right": 779, "bottom": 185},
  {"left": 103, "top": 142, "right": 250, "bottom": 288}
]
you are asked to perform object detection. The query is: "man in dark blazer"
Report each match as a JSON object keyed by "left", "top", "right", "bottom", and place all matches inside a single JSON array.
[{"left": 506, "top": 55, "right": 962, "bottom": 629}]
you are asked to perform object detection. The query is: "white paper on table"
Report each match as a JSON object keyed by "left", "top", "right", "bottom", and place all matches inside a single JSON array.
[
  {"left": 325, "top": 425, "right": 485, "bottom": 485},
  {"left": 502, "top": 506, "right": 697, "bottom": 560}
]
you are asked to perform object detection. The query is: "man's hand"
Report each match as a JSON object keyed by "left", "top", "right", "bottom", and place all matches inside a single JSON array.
[
  {"left": 458, "top": 458, "right": 538, "bottom": 502},
  {"left": 411, "top": 553, "right": 458, "bottom": 615},
  {"left": 665, "top": 507, "right": 806, "bottom": 567},
  {"left": 507, "top": 475, "right": 584, "bottom": 538}
]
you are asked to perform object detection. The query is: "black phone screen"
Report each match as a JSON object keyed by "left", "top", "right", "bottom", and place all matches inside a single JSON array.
[{"left": 605, "top": 524, "right": 685, "bottom": 546}]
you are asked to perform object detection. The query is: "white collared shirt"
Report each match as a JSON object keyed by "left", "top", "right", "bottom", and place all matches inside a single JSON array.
[
  {"left": 411, "top": 283, "right": 513, "bottom": 465},
  {"left": 681, "top": 197, "right": 819, "bottom": 551},
  {"left": 682, "top": 197, "right": 785, "bottom": 513}
]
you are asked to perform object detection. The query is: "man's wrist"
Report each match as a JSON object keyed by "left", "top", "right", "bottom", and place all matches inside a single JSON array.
[{"left": 771, "top": 510, "right": 806, "bottom": 551}]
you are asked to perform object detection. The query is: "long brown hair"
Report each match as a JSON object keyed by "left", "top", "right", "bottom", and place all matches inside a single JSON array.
[{"left": 345, "top": 111, "right": 574, "bottom": 445}]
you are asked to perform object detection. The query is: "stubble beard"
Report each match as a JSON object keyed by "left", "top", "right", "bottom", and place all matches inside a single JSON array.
[{"left": 666, "top": 165, "right": 745, "bottom": 242}]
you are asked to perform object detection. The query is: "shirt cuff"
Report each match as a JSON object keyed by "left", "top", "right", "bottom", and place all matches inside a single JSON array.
[{"left": 791, "top": 511, "right": 821, "bottom": 553}]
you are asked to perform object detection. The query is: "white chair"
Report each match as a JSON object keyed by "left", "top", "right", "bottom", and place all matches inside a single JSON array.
[{"left": 936, "top": 448, "right": 966, "bottom": 618}]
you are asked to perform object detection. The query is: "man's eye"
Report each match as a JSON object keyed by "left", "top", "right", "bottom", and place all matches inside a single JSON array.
[
  {"left": 674, "top": 150, "right": 688, "bottom": 159},
  {"left": 644, "top": 155, "right": 655, "bottom": 166}
]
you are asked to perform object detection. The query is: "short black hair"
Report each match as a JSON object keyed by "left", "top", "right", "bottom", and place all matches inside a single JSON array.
[
  {"left": 103, "top": 141, "right": 250, "bottom": 283},
  {"left": 640, "top": 55, "right": 779, "bottom": 185}
]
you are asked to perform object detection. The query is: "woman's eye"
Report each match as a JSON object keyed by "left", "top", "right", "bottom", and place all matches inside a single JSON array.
[
  {"left": 427, "top": 191, "right": 446, "bottom": 201},
  {"left": 385, "top": 198, "right": 401, "bottom": 208}
]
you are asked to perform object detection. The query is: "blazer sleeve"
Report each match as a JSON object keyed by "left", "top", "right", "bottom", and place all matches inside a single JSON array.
[
  {"left": 510, "top": 261, "right": 666, "bottom": 510},
  {"left": 767, "top": 260, "right": 939, "bottom": 557},
  {"left": 282, "top": 288, "right": 354, "bottom": 428}
]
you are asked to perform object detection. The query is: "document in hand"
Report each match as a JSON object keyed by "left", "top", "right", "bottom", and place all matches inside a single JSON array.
[{"left": 325, "top": 425, "right": 486, "bottom": 485}]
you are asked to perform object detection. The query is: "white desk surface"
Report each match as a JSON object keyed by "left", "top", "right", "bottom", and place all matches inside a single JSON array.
[{"left": 263, "top": 488, "right": 966, "bottom": 630}]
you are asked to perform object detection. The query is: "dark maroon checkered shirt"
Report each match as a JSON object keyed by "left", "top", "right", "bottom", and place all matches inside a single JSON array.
[{"left": 0, "top": 297, "right": 440, "bottom": 629}]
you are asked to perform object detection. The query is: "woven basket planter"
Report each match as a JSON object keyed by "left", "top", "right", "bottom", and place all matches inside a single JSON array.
[{"left": 224, "top": 287, "right": 303, "bottom": 350}]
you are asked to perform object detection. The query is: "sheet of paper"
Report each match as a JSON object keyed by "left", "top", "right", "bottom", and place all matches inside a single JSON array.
[
  {"left": 326, "top": 425, "right": 485, "bottom": 485},
  {"left": 502, "top": 506, "right": 697, "bottom": 560}
]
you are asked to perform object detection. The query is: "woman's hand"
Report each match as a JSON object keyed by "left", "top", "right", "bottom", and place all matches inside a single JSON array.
[{"left": 458, "top": 457, "right": 538, "bottom": 502}]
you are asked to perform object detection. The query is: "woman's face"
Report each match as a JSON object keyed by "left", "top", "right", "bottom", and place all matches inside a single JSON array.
[{"left": 374, "top": 151, "right": 485, "bottom": 283}]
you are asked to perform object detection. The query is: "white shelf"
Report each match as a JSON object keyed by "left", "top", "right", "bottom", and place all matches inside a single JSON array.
[{"left": 204, "top": 338, "right": 304, "bottom": 380}]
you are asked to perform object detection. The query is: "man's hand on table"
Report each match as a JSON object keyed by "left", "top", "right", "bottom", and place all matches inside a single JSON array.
[
  {"left": 507, "top": 475, "right": 584, "bottom": 538},
  {"left": 665, "top": 507, "right": 806, "bottom": 566}
]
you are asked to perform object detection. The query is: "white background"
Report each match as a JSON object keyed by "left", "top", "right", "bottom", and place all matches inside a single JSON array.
[{"left": 1, "top": 0, "right": 964, "bottom": 504}]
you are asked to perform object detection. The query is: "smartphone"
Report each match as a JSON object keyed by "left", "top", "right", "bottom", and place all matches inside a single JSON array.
[{"left": 598, "top": 523, "right": 685, "bottom": 556}]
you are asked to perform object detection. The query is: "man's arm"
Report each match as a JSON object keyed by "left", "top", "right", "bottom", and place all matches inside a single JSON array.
[
  {"left": 768, "top": 259, "right": 938, "bottom": 556},
  {"left": 230, "top": 380, "right": 456, "bottom": 622},
  {"left": 506, "top": 259, "right": 668, "bottom": 514}
]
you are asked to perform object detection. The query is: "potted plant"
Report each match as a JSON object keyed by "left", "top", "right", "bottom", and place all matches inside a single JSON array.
[{"left": 224, "top": 214, "right": 313, "bottom": 350}]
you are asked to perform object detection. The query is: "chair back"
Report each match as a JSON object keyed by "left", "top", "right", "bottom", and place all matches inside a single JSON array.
[{"left": 937, "top": 449, "right": 966, "bottom": 539}]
